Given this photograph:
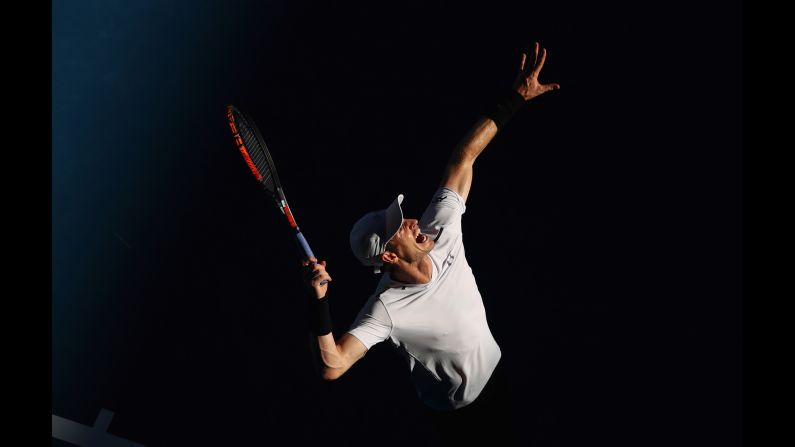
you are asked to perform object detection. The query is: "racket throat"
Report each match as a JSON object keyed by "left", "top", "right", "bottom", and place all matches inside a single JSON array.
[{"left": 274, "top": 188, "right": 299, "bottom": 229}]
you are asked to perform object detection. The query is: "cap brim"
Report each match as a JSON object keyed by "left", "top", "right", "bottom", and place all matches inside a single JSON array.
[{"left": 383, "top": 194, "right": 404, "bottom": 247}]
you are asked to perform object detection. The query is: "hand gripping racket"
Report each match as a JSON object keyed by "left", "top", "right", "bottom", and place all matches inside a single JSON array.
[{"left": 226, "top": 105, "right": 328, "bottom": 284}]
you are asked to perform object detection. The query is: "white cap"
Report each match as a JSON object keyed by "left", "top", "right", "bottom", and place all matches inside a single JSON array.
[{"left": 349, "top": 194, "right": 404, "bottom": 273}]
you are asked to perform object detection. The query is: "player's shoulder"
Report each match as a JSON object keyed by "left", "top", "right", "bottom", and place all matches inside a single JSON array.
[
  {"left": 422, "top": 187, "right": 467, "bottom": 221},
  {"left": 433, "top": 186, "right": 466, "bottom": 205}
]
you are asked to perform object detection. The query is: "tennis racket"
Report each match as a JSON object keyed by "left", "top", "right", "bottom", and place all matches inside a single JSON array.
[{"left": 226, "top": 105, "right": 327, "bottom": 284}]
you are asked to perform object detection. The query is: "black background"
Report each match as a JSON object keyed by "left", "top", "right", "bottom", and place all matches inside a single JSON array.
[{"left": 52, "top": 0, "right": 742, "bottom": 445}]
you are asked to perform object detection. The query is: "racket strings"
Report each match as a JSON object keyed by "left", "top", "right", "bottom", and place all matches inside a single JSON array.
[{"left": 238, "top": 121, "right": 276, "bottom": 190}]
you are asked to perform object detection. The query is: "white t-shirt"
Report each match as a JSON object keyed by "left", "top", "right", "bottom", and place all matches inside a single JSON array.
[{"left": 347, "top": 187, "right": 502, "bottom": 411}]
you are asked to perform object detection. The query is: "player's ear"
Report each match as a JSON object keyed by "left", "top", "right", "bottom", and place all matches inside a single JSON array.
[{"left": 381, "top": 251, "right": 399, "bottom": 265}]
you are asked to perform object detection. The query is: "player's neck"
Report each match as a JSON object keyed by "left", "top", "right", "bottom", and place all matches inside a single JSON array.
[{"left": 392, "top": 255, "right": 433, "bottom": 284}]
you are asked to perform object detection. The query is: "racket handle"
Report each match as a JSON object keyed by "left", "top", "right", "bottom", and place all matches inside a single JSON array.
[
  {"left": 296, "top": 232, "right": 329, "bottom": 285},
  {"left": 295, "top": 231, "right": 315, "bottom": 259}
]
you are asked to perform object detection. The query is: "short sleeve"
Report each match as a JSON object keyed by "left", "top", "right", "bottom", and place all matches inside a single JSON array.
[
  {"left": 419, "top": 187, "right": 467, "bottom": 236},
  {"left": 346, "top": 296, "right": 393, "bottom": 351}
]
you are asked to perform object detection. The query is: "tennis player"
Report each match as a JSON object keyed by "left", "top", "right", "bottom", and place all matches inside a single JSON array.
[{"left": 303, "top": 42, "right": 560, "bottom": 429}]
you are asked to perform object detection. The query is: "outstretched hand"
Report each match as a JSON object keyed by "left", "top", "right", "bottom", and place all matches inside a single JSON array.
[{"left": 513, "top": 42, "right": 561, "bottom": 101}]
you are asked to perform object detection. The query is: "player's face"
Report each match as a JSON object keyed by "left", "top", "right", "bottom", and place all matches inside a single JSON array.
[{"left": 389, "top": 219, "right": 434, "bottom": 260}]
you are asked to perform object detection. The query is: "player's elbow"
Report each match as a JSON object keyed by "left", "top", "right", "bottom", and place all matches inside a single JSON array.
[
  {"left": 448, "top": 150, "right": 476, "bottom": 168},
  {"left": 321, "top": 366, "right": 346, "bottom": 381}
]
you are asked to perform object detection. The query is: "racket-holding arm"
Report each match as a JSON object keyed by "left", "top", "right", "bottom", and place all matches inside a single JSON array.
[{"left": 301, "top": 257, "right": 368, "bottom": 380}]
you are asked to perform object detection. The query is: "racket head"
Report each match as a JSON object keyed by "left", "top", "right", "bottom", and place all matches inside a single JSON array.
[{"left": 226, "top": 105, "right": 283, "bottom": 194}]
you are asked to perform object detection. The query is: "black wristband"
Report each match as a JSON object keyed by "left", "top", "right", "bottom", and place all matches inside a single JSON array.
[
  {"left": 484, "top": 90, "right": 525, "bottom": 130},
  {"left": 312, "top": 294, "right": 333, "bottom": 336}
]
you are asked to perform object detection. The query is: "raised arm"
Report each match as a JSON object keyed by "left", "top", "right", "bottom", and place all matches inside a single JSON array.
[
  {"left": 302, "top": 257, "right": 368, "bottom": 381},
  {"left": 441, "top": 42, "right": 560, "bottom": 202}
]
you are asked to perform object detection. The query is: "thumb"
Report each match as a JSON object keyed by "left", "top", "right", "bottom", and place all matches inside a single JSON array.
[{"left": 546, "top": 83, "right": 561, "bottom": 92}]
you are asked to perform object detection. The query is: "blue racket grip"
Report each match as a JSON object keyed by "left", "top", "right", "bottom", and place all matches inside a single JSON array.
[
  {"left": 295, "top": 232, "right": 314, "bottom": 259},
  {"left": 297, "top": 232, "right": 329, "bottom": 285}
]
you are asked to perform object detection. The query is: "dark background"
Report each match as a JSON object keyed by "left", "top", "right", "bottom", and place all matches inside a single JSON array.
[{"left": 52, "top": 0, "right": 742, "bottom": 445}]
